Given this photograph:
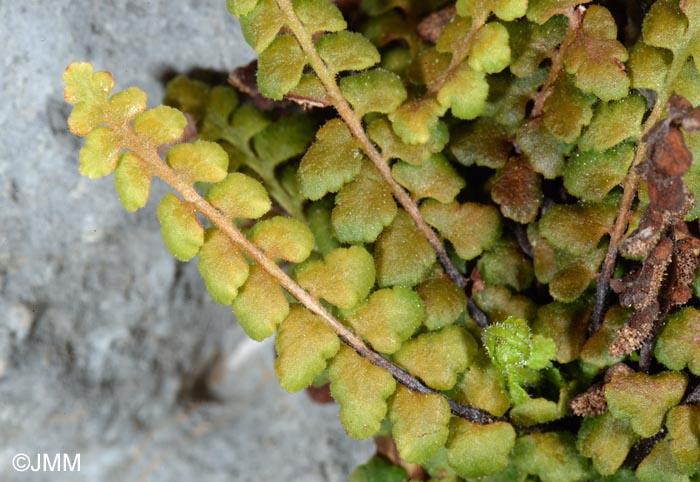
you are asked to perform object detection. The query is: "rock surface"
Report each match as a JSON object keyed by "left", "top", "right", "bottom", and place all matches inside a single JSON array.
[{"left": 0, "top": 1, "right": 373, "bottom": 480}]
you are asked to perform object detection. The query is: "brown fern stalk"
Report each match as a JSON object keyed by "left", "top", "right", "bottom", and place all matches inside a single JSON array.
[
  {"left": 589, "top": 31, "right": 697, "bottom": 336},
  {"left": 275, "top": 0, "right": 469, "bottom": 291},
  {"left": 124, "top": 129, "right": 496, "bottom": 424}
]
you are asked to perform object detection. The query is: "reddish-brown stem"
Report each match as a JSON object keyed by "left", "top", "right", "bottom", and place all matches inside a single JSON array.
[
  {"left": 275, "top": 0, "right": 469, "bottom": 290},
  {"left": 589, "top": 31, "right": 693, "bottom": 335},
  {"left": 529, "top": 7, "right": 583, "bottom": 118},
  {"left": 125, "top": 131, "right": 494, "bottom": 424},
  {"left": 427, "top": 11, "right": 488, "bottom": 95}
]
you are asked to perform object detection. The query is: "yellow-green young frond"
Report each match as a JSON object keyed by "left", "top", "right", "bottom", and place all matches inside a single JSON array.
[
  {"left": 274, "top": 306, "right": 340, "bottom": 393},
  {"left": 226, "top": 0, "right": 260, "bottom": 17},
  {"left": 239, "top": 0, "right": 283, "bottom": 53},
  {"left": 420, "top": 200, "right": 502, "bottom": 261},
  {"left": 79, "top": 126, "right": 122, "bottom": 178},
  {"left": 298, "top": 119, "right": 363, "bottom": 200},
  {"left": 391, "top": 153, "right": 465, "bottom": 204},
  {"left": 156, "top": 193, "right": 204, "bottom": 262},
  {"left": 133, "top": 106, "right": 187, "bottom": 147},
  {"left": 292, "top": 0, "right": 346, "bottom": 34},
  {"left": 63, "top": 62, "right": 115, "bottom": 135},
  {"left": 339, "top": 69, "right": 407, "bottom": 117},
  {"left": 315, "top": 31, "right": 380, "bottom": 73},
  {"left": 295, "top": 246, "right": 375, "bottom": 310},
  {"left": 344, "top": 286, "right": 424, "bottom": 354},
  {"left": 249, "top": 216, "right": 315, "bottom": 263},
  {"left": 437, "top": 63, "right": 489, "bottom": 120},
  {"left": 257, "top": 35, "right": 306, "bottom": 100},
  {"left": 233, "top": 264, "right": 289, "bottom": 341},
  {"left": 329, "top": 346, "right": 397, "bottom": 439},
  {"left": 114, "top": 152, "right": 151, "bottom": 212},
  {"left": 446, "top": 418, "right": 516, "bottom": 478},
  {"left": 197, "top": 228, "right": 250, "bottom": 306},
  {"left": 468, "top": 22, "right": 511, "bottom": 74},
  {"left": 388, "top": 98, "right": 448, "bottom": 146},
  {"left": 374, "top": 210, "right": 436, "bottom": 288},
  {"left": 493, "top": 0, "right": 528, "bottom": 21},
  {"left": 107, "top": 87, "right": 147, "bottom": 125},
  {"left": 393, "top": 325, "right": 477, "bottom": 391},
  {"left": 389, "top": 386, "right": 451, "bottom": 464},
  {"left": 331, "top": 162, "right": 397, "bottom": 244},
  {"left": 166, "top": 140, "right": 229, "bottom": 183},
  {"left": 206, "top": 172, "right": 271, "bottom": 219}
]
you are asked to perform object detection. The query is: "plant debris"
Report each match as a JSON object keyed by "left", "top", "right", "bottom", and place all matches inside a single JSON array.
[{"left": 609, "top": 96, "right": 700, "bottom": 367}]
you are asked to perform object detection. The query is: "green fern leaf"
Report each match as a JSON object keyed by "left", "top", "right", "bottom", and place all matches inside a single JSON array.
[
  {"left": 156, "top": 193, "right": 204, "bottom": 262},
  {"left": 249, "top": 216, "right": 315, "bottom": 263},
  {"left": 344, "top": 286, "right": 424, "bottom": 354},
  {"left": 114, "top": 152, "right": 151, "bottom": 212},
  {"left": 295, "top": 246, "right": 375, "bottom": 309},
  {"left": 389, "top": 386, "right": 451, "bottom": 464},
  {"left": 274, "top": 305, "right": 340, "bottom": 392},
  {"left": 206, "top": 173, "right": 271, "bottom": 219},
  {"left": 329, "top": 346, "right": 397, "bottom": 439},
  {"left": 233, "top": 264, "right": 290, "bottom": 341}
]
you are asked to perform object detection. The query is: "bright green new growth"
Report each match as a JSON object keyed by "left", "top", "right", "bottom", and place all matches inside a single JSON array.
[{"left": 66, "top": 0, "right": 700, "bottom": 478}]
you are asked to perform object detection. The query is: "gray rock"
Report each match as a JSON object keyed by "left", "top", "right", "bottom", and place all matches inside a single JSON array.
[{"left": 0, "top": 1, "right": 374, "bottom": 480}]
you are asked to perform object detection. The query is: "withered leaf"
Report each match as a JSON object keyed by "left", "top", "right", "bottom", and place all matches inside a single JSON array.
[
  {"left": 609, "top": 94, "right": 700, "bottom": 360},
  {"left": 490, "top": 155, "right": 543, "bottom": 224},
  {"left": 417, "top": 4, "right": 455, "bottom": 44}
]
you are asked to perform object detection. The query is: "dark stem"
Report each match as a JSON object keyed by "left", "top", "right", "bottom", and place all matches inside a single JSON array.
[
  {"left": 622, "top": 429, "right": 666, "bottom": 470},
  {"left": 468, "top": 299, "right": 490, "bottom": 328}
]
